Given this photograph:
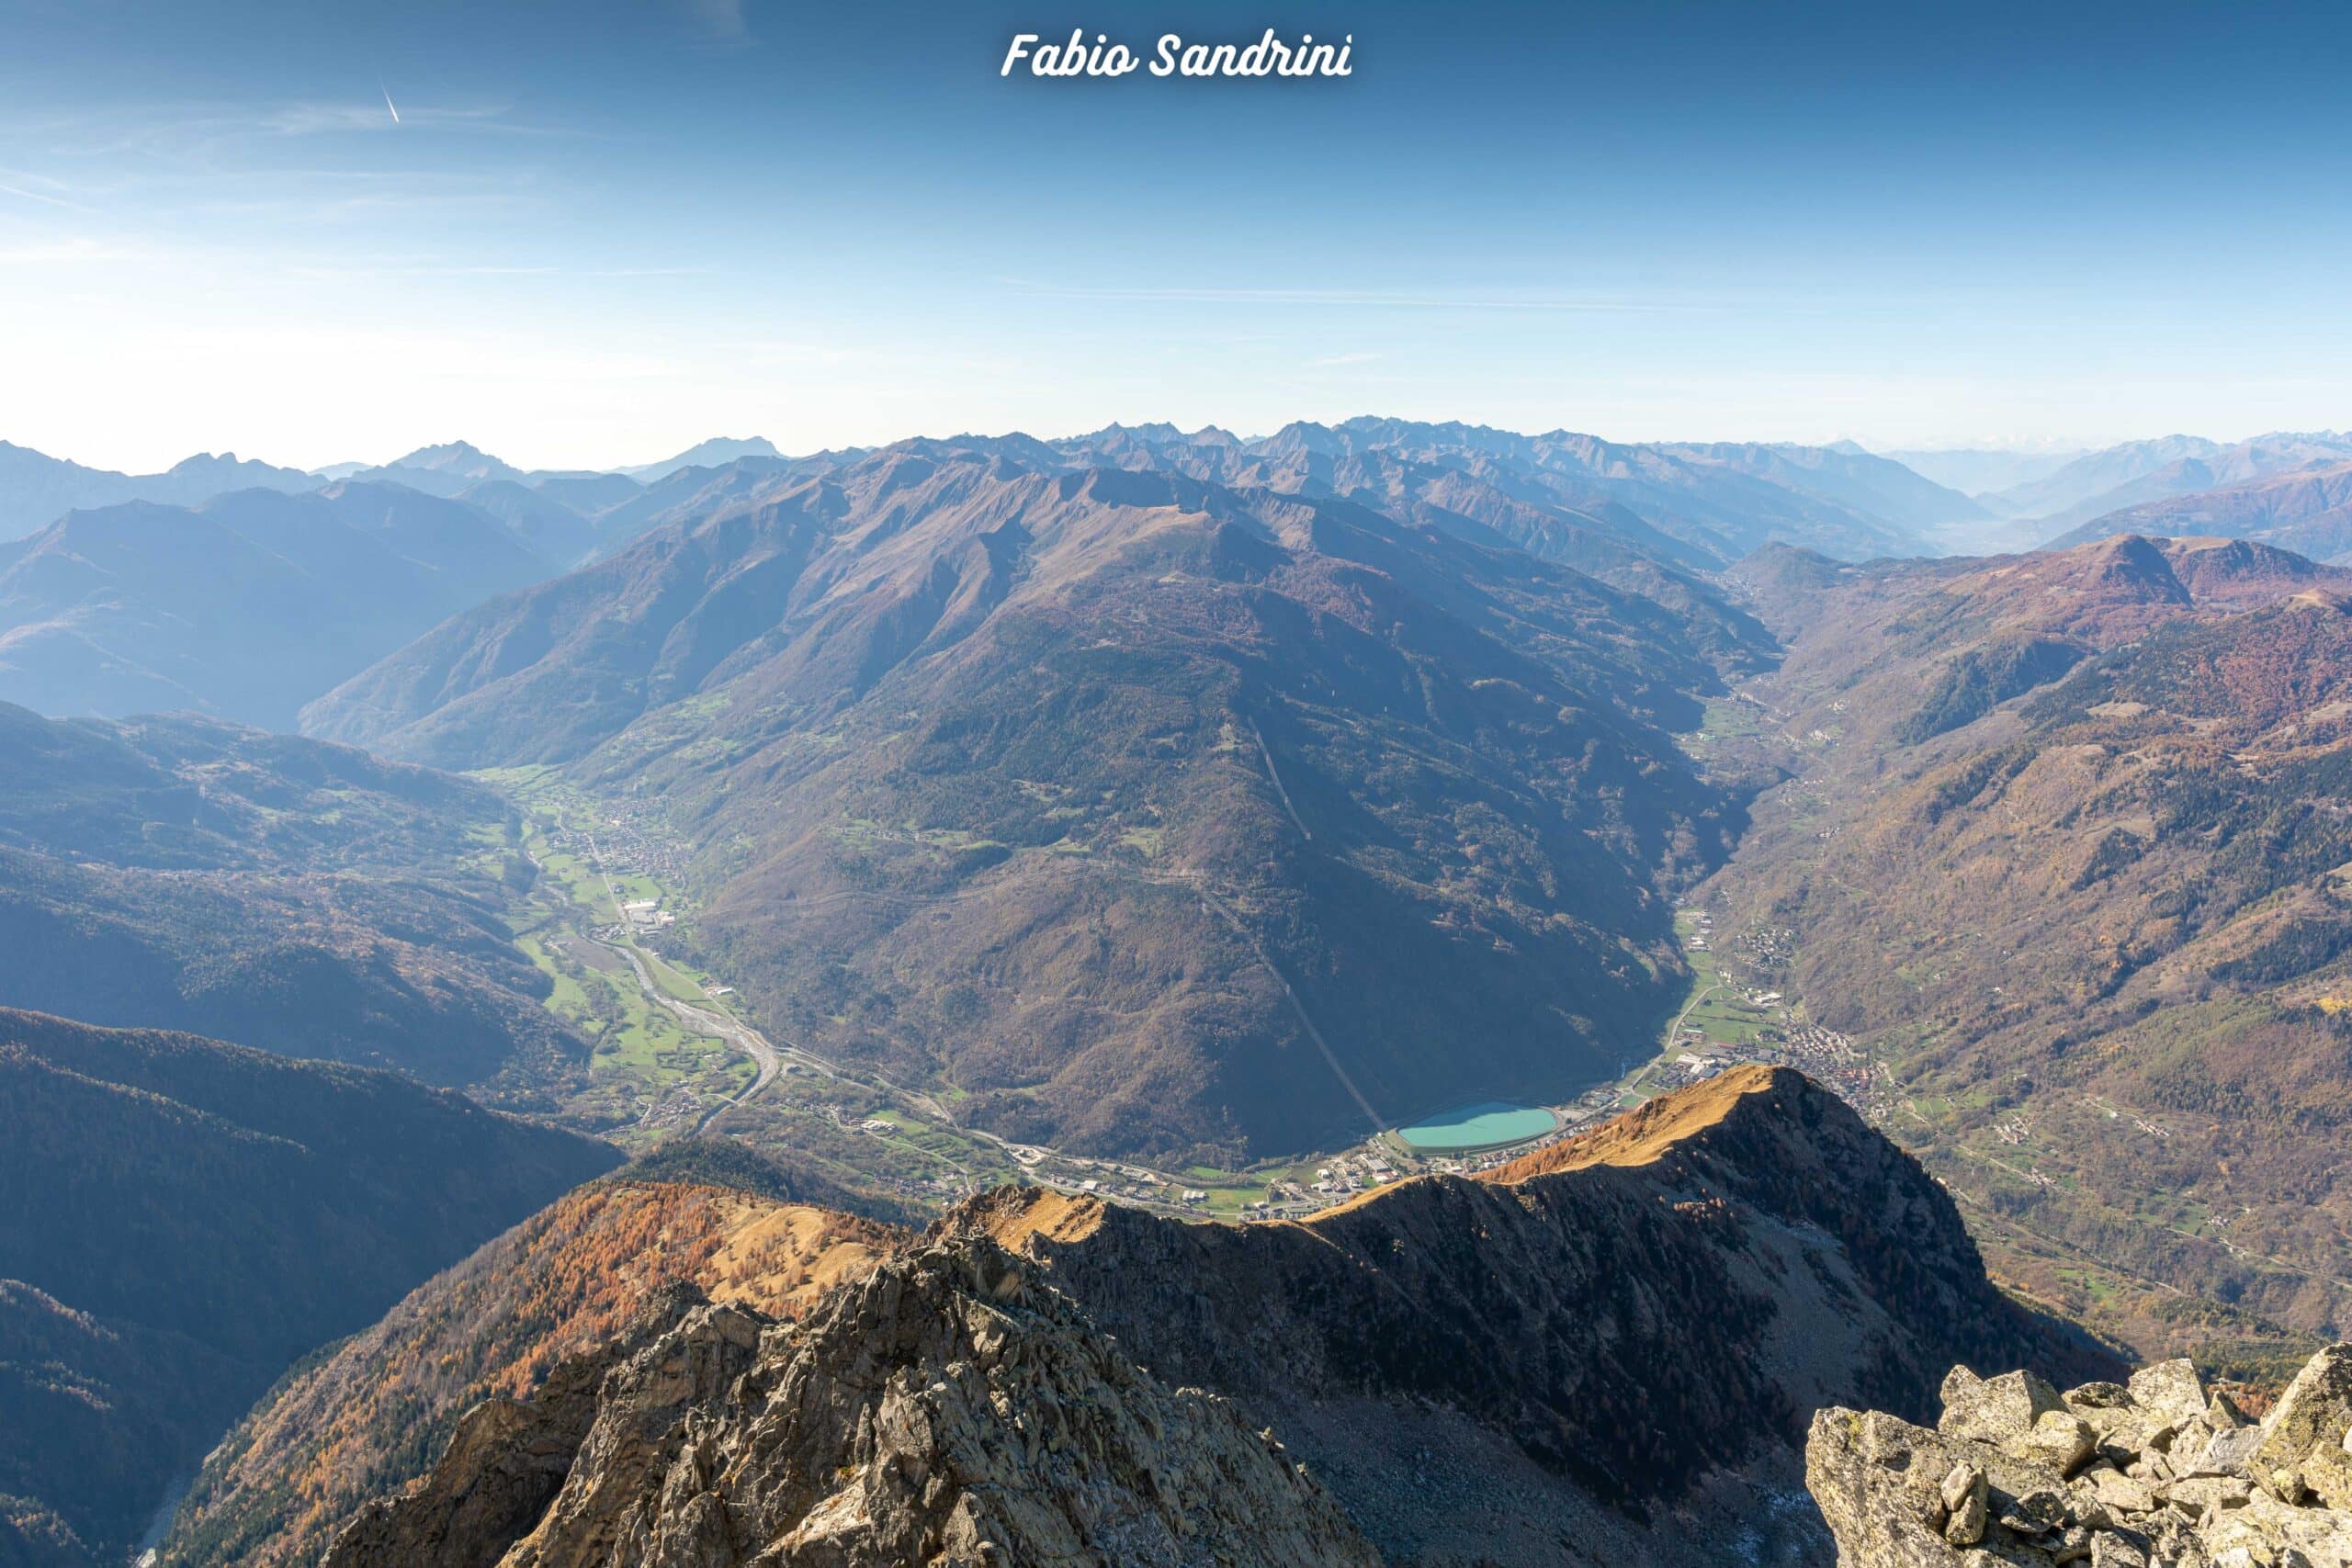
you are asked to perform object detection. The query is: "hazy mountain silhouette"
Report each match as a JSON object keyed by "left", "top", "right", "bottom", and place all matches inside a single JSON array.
[
  {"left": 2051, "top": 458, "right": 2352, "bottom": 563},
  {"left": 1879, "top": 446, "right": 2085, "bottom": 497},
  {"left": 0, "top": 480, "right": 570, "bottom": 727},
  {"left": 618, "top": 434, "right": 783, "bottom": 479},
  {"left": 0, "top": 441, "right": 316, "bottom": 540},
  {"left": 1984, "top": 431, "right": 2352, "bottom": 536}
]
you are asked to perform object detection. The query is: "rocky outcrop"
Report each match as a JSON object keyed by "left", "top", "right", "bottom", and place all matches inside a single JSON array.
[
  {"left": 1807, "top": 1345, "right": 2352, "bottom": 1567},
  {"left": 324, "top": 1237, "right": 1377, "bottom": 1568},
  {"left": 322, "top": 1280, "right": 704, "bottom": 1568},
  {"left": 165, "top": 1183, "right": 898, "bottom": 1568}
]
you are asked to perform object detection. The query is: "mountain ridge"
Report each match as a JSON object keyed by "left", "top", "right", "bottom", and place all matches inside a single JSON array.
[
  {"left": 304, "top": 442, "right": 1763, "bottom": 1162},
  {"left": 0, "top": 440, "right": 315, "bottom": 542},
  {"left": 271, "top": 1066, "right": 2116, "bottom": 1567}
]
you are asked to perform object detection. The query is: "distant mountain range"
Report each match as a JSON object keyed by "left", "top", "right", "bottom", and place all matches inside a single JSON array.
[
  {"left": 0, "top": 481, "right": 564, "bottom": 728},
  {"left": 0, "top": 441, "right": 312, "bottom": 540},
  {"left": 0, "top": 435, "right": 786, "bottom": 551},
  {"left": 617, "top": 434, "right": 784, "bottom": 479},
  {"left": 2003, "top": 431, "right": 2352, "bottom": 531},
  {"left": 1871, "top": 431, "right": 2352, "bottom": 550},
  {"left": 2050, "top": 458, "right": 2352, "bottom": 562},
  {"left": 1055, "top": 418, "right": 1978, "bottom": 562},
  {"left": 10, "top": 423, "right": 2352, "bottom": 576},
  {"left": 1880, "top": 446, "right": 2085, "bottom": 498},
  {"left": 347, "top": 437, "right": 530, "bottom": 495},
  {"left": 0, "top": 422, "right": 2052, "bottom": 589}
]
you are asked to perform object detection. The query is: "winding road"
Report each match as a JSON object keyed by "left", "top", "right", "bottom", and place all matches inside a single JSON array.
[{"left": 591, "top": 940, "right": 781, "bottom": 1134}]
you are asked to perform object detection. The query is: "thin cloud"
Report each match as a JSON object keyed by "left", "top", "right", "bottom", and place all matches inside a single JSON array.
[
  {"left": 23, "top": 98, "right": 582, "bottom": 164},
  {"left": 0, "top": 171, "right": 95, "bottom": 212},
  {"left": 999, "top": 280, "right": 1713, "bottom": 313},
  {"left": 279, "top": 262, "right": 559, "bottom": 280},
  {"left": 0, "top": 235, "right": 162, "bottom": 265},
  {"left": 263, "top": 100, "right": 530, "bottom": 138},
  {"left": 681, "top": 0, "right": 753, "bottom": 45},
  {"left": 273, "top": 261, "right": 715, "bottom": 281}
]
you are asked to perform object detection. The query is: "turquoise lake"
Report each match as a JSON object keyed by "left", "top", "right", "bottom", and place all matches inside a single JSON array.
[{"left": 1394, "top": 1101, "right": 1560, "bottom": 1154}]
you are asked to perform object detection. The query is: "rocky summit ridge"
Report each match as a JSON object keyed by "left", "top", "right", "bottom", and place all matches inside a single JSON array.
[
  {"left": 1808, "top": 1343, "right": 2352, "bottom": 1567},
  {"left": 299, "top": 1066, "right": 2119, "bottom": 1567},
  {"left": 322, "top": 1236, "right": 1377, "bottom": 1568}
]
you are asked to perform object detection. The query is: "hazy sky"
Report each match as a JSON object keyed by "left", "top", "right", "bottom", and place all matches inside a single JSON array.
[{"left": 4, "top": 0, "right": 2350, "bottom": 472}]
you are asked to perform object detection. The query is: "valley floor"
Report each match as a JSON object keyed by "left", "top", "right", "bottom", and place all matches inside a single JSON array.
[{"left": 481, "top": 757, "right": 1860, "bottom": 1232}]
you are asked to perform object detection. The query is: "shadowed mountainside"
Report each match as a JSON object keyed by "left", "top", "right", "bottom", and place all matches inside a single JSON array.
[
  {"left": 0, "top": 704, "right": 585, "bottom": 1098},
  {"left": 0, "top": 1009, "right": 617, "bottom": 1567},
  {"left": 969, "top": 1065, "right": 2111, "bottom": 1562}
]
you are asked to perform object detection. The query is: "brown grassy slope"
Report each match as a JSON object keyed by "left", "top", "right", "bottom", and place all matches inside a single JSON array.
[
  {"left": 1502, "top": 1058, "right": 1788, "bottom": 1171},
  {"left": 161, "top": 1181, "right": 899, "bottom": 1568}
]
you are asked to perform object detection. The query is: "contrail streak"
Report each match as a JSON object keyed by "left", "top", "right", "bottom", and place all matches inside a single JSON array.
[{"left": 379, "top": 79, "right": 401, "bottom": 125}]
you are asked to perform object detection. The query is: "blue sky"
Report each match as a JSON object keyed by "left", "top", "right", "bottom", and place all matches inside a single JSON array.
[{"left": 3, "top": 0, "right": 2349, "bottom": 471}]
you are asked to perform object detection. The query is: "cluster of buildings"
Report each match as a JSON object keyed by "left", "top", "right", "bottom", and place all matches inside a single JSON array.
[
  {"left": 1306, "top": 1148, "right": 1399, "bottom": 1198},
  {"left": 1767, "top": 1021, "right": 1873, "bottom": 1110},
  {"left": 1683, "top": 906, "right": 1714, "bottom": 951},
  {"left": 621, "top": 897, "right": 675, "bottom": 932}
]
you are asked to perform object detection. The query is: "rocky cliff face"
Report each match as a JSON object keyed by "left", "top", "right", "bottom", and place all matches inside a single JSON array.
[
  {"left": 323, "top": 1239, "right": 1376, "bottom": 1568},
  {"left": 1808, "top": 1344, "right": 2352, "bottom": 1567}
]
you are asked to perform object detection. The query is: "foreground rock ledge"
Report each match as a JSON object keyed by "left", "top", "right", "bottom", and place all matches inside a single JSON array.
[{"left": 1807, "top": 1344, "right": 2352, "bottom": 1567}]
